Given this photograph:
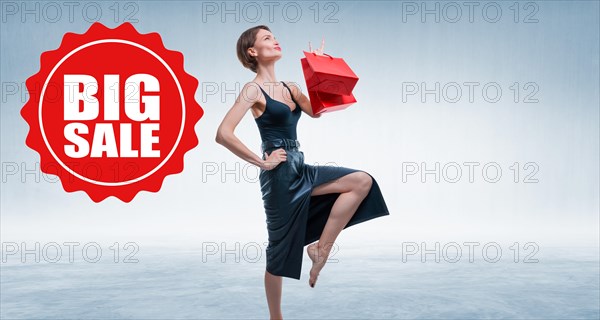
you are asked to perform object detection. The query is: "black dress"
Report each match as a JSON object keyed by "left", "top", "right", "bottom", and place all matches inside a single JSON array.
[{"left": 255, "top": 81, "right": 390, "bottom": 280}]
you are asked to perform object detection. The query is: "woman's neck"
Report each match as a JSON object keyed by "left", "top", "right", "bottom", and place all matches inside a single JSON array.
[{"left": 255, "top": 62, "right": 277, "bottom": 84}]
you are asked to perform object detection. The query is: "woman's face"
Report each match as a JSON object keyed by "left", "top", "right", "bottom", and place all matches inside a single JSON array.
[{"left": 249, "top": 29, "right": 282, "bottom": 64}]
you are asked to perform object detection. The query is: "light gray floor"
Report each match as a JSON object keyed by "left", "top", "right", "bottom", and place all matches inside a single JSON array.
[{"left": 1, "top": 245, "right": 598, "bottom": 319}]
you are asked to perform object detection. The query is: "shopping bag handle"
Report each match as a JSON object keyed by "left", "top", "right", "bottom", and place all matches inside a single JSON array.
[{"left": 311, "top": 52, "right": 334, "bottom": 59}]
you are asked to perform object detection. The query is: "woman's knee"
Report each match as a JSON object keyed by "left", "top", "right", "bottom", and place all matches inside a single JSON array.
[{"left": 354, "top": 171, "right": 372, "bottom": 196}]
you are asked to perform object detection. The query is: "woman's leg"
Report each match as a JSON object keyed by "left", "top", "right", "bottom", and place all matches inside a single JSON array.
[
  {"left": 307, "top": 171, "right": 373, "bottom": 287},
  {"left": 264, "top": 270, "right": 283, "bottom": 319}
]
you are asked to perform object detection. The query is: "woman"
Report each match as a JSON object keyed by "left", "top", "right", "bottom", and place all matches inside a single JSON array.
[{"left": 215, "top": 25, "right": 390, "bottom": 318}]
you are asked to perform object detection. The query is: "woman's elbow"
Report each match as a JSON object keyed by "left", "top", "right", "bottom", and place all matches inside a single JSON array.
[
  {"left": 215, "top": 130, "right": 231, "bottom": 145},
  {"left": 215, "top": 130, "right": 225, "bottom": 145}
]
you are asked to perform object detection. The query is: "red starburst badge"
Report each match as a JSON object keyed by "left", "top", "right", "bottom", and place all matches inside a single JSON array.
[{"left": 21, "top": 22, "right": 203, "bottom": 202}]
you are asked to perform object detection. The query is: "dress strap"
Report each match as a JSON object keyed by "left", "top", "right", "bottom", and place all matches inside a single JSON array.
[
  {"left": 280, "top": 81, "right": 299, "bottom": 106},
  {"left": 253, "top": 82, "right": 269, "bottom": 98}
]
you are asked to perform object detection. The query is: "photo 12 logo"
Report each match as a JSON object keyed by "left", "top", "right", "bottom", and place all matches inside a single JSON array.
[{"left": 20, "top": 22, "right": 204, "bottom": 202}]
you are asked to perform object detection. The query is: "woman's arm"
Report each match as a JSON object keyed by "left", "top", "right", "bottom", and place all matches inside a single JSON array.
[
  {"left": 215, "top": 82, "right": 267, "bottom": 169},
  {"left": 284, "top": 81, "right": 321, "bottom": 118}
]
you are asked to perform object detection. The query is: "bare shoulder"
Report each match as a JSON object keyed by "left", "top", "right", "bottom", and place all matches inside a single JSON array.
[
  {"left": 282, "top": 80, "right": 319, "bottom": 117},
  {"left": 283, "top": 81, "right": 302, "bottom": 99},
  {"left": 242, "top": 81, "right": 262, "bottom": 99}
]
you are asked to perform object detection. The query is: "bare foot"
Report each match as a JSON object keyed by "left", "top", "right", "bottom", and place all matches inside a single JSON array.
[{"left": 307, "top": 242, "right": 329, "bottom": 288}]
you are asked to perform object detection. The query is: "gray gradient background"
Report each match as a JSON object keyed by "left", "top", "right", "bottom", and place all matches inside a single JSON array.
[
  {"left": 1, "top": 1, "right": 598, "bottom": 250},
  {"left": 1, "top": 1, "right": 599, "bottom": 319}
]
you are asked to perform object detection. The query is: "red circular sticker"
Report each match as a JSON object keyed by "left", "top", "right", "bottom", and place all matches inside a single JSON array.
[{"left": 21, "top": 22, "right": 203, "bottom": 202}]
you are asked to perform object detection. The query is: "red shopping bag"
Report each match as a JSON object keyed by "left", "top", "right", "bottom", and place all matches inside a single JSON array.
[
  {"left": 307, "top": 88, "right": 357, "bottom": 115},
  {"left": 301, "top": 51, "right": 359, "bottom": 96}
]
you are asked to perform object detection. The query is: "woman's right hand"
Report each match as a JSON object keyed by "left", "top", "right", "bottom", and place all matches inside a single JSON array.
[
  {"left": 262, "top": 148, "right": 287, "bottom": 170},
  {"left": 308, "top": 37, "right": 326, "bottom": 56}
]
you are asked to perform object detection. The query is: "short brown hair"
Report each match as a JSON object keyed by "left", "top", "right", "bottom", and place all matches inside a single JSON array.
[{"left": 236, "top": 25, "right": 271, "bottom": 73}]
